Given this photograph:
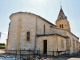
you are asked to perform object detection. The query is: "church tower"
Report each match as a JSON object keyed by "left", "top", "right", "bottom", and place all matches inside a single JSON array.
[{"left": 55, "top": 7, "right": 71, "bottom": 31}]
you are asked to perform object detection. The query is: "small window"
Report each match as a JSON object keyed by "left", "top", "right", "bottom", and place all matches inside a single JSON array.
[
  {"left": 60, "top": 17, "right": 61, "bottom": 19},
  {"left": 60, "top": 16, "right": 62, "bottom": 19},
  {"left": 73, "top": 40, "right": 75, "bottom": 50},
  {"left": 59, "top": 24, "right": 63, "bottom": 28},
  {"left": 62, "top": 24, "right": 63, "bottom": 28},
  {"left": 59, "top": 25, "right": 61, "bottom": 28},
  {"left": 60, "top": 25, "right": 62, "bottom": 28},
  {"left": 44, "top": 25, "right": 45, "bottom": 34},
  {"left": 26, "top": 32, "right": 30, "bottom": 41}
]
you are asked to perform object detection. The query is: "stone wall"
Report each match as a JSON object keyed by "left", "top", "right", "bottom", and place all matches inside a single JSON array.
[
  {"left": 8, "top": 13, "right": 37, "bottom": 50},
  {"left": 55, "top": 19, "right": 70, "bottom": 31},
  {"left": 7, "top": 12, "right": 54, "bottom": 50},
  {"left": 36, "top": 35, "right": 66, "bottom": 54},
  {"left": 50, "top": 27, "right": 66, "bottom": 36},
  {"left": 36, "top": 18, "right": 51, "bottom": 35},
  {"left": 66, "top": 31, "right": 79, "bottom": 54},
  {"left": 8, "top": 19, "right": 18, "bottom": 50}
]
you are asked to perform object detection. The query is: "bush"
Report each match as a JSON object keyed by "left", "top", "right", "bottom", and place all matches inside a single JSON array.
[{"left": 0, "top": 43, "right": 5, "bottom": 46}]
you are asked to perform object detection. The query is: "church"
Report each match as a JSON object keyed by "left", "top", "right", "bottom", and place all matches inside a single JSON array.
[{"left": 6, "top": 7, "right": 79, "bottom": 56}]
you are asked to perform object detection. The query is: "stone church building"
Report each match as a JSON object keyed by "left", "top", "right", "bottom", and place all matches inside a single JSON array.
[{"left": 6, "top": 8, "right": 79, "bottom": 55}]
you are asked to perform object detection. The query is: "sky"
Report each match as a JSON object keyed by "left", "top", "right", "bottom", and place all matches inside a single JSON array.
[{"left": 0, "top": 0, "right": 80, "bottom": 43}]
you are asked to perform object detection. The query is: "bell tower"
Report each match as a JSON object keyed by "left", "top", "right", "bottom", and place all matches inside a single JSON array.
[{"left": 55, "top": 7, "right": 71, "bottom": 31}]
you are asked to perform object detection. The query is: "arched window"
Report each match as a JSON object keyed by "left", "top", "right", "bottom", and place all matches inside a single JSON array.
[
  {"left": 27, "top": 32, "right": 30, "bottom": 41},
  {"left": 59, "top": 24, "right": 63, "bottom": 28},
  {"left": 60, "top": 16, "right": 62, "bottom": 19},
  {"left": 59, "top": 25, "right": 61, "bottom": 28},
  {"left": 62, "top": 24, "right": 63, "bottom": 28}
]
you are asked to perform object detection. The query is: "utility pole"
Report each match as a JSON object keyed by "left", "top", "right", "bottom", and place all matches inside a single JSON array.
[
  {"left": 0, "top": 32, "right": 1, "bottom": 39},
  {"left": 0, "top": 32, "right": 3, "bottom": 39}
]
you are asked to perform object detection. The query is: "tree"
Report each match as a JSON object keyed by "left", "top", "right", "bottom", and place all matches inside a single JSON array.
[{"left": 0, "top": 43, "right": 5, "bottom": 47}]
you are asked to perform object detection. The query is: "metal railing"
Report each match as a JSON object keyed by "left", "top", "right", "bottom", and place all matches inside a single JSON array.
[{"left": 4, "top": 49, "right": 68, "bottom": 60}]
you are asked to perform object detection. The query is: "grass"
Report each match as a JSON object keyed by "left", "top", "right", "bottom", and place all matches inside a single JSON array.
[{"left": 0, "top": 46, "right": 5, "bottom": 49}]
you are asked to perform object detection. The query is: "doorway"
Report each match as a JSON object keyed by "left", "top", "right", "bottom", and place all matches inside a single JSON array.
[{"left": 43, "top": 40, "right": 47, "bottom": 54}]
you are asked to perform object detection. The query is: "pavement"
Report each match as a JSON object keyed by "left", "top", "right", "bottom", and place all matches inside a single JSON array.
[
  {"left": 0, "top": 57, "right": 16, "bottom": 60},
  {"left": 0, "top": 56, "right": 80, "bottom": 60},
  {"left": 52, "top": 57, "right": 80, "bottom": 60}
]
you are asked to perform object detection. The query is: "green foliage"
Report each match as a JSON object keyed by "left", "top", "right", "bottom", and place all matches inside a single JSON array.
[
  {"left": 0, "top": 43, "right": 5, "bottom": 47},
  {"left": 0, "top": 43, "right": 5, "bottom": 49}
]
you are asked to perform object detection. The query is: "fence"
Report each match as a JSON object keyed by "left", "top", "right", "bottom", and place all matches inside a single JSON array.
[{"left": 4, "top": 49, "right": 68, "bottom": 60}]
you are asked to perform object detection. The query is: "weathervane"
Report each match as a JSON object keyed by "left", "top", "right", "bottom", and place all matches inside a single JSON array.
[{"left": 60, "top": 2, "right": 62, "bottom": 8}]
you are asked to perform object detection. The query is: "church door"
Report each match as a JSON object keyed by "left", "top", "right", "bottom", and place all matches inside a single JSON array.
[{"left": 43, "top": 40, "right": 47, "bottom": 54}]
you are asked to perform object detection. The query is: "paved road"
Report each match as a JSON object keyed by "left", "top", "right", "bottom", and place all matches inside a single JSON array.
[{"left": 52, "top": 57, "right": 80, "bottom": 60}]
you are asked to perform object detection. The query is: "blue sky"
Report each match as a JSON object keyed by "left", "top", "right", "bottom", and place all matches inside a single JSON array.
[{"left": 0, "top": 0, "right": 80, "bottom": 43}]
